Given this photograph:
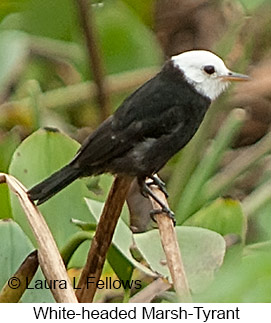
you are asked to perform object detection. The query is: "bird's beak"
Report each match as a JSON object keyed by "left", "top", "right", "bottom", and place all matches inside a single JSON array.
[{"left": 220, "top": 71, "right": 251, "bottom": 82}]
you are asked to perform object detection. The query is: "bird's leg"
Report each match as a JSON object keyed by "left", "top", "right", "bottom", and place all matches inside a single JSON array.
[
  {"left": 147, "top": 175, "right": 169, "bottom": 198},
  {"left": 139, "top": 179, "right": 175, "bottom": 225},
  {"left": 150, "top": 208, "right": 176, "bottom": 226}
]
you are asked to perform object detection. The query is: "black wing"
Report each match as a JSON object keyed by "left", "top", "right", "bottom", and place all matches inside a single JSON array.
[{"left": 71, "top": 63, "right": 198, "bottom": 170}]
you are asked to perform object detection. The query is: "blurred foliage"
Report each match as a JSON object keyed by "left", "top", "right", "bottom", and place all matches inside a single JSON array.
[
  {"left": 0, "top": 0, "right": 271, "bottom": 303},
  {"left": 195, "top": 250, "right": 271, "bottom": 302},
  {"left": 0, "top": 1, "right": 29, "bottom": 23},
  {"left": 0, "top": 130, "right": 20, "bottom": 219},
  {"left": 238, "top": 0, "right": 267, "bottom": 12},
  {"left": 94, "top": 0, "right": 162, "bottom": 75},
  {"left": 184, "top": 198, "right": 247, "bottom": 243},
  {"left": 134, "top": 226, "right": 225, "bottom": 294},
  {"left": 0, "top": 220, "right": 54, "bottom": 302},
  {"left": 9, "top": 129, "right": 92, "bottom": 249}
]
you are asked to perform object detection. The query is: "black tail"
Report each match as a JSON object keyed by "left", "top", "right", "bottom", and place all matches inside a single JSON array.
[{"left": 27, "top": 165, "right": 81, "bottom": 205}]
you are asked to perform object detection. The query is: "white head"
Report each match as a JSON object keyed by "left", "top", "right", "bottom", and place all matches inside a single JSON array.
[{"left": 171, "top": 50, "right": 249, "bottom": 100}]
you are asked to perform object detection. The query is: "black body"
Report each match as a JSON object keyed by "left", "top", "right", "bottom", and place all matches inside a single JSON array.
[{"left": 28, "top": 61, "right": 211, "bottom": 205}]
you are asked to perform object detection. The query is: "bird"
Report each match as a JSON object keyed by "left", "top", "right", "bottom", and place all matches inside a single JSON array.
[{"left": 28, "top": 50, "right": 249, "bottom": 220}]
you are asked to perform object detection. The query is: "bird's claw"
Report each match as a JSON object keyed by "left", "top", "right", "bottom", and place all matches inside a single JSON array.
[
  {"left": 150, "top": 208, "right": 176, "bottom": 226},
  {"left": 140, "top": 187, "right": 149, "bottom": 198},
  {"left": 147, "top": 176, "right": 169, "bottom": 198},
  {"left": 139, "top": 179, "right": 175, "bottom": 226}
]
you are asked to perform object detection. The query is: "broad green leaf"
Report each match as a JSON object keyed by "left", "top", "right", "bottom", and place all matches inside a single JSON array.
[
  {"left": 85, "top": 198, "right": 155, "bottom": 282},
  {"left": 134, "top": 226, "right": 226, "bottom": 293},
  {"left": 9, "top": 129, "right": 93, "bottom": 249},
  {"left": 183, "top": 198, "right": 247, "bottom": 243},
  {"left": 0, "top": 220, "right": 54, "bottom": 302}
]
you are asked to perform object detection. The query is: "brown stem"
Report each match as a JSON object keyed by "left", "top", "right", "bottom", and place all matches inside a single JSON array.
[
  {"left": 126, "top": 178, "right": 192, "bottom": 301},
  {"left": 75, "top": 175, "right": 133, "bottom": 302},
  {"left": 0, "top": 173, "right": 77, "bottom": 303},
  {"left": 129, "top": 277, "right": 171, "bottom": 303},
  {"left": 150, "top": 187, "right": 192, "bottom": 302},
  {"left": 0, "top": 250, "right": 39, "bottom": 303},
  {"left": 76, "top": 0, "right": 110, "bottom": 121}
]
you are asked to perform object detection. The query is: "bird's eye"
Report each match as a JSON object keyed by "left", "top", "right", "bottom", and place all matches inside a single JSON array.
[{"left": 203, "top": 65, "right": 215, "bottom": 75}]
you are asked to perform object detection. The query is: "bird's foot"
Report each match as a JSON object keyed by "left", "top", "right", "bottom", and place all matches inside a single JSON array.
[
  {"left": 140, "top": 181, "right": 175, "bottom": 226},
  {"left": 140, "top": 183, "right": 150, "bottom": 198},
  {"left": 150, "top": 207, "right": 176, "bottom": 226},
  {"left": 147, "top": 175, "right": 168, "bottom": 198}
]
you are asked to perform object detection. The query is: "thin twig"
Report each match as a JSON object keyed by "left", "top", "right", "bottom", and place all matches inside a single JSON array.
[
  {"left": 126, "top": 179, "right": 192, "bottom": 301},
  {"left": 0, "top": 173, "right": 78, "bottom": 303},
  {"left": 0, "top": 250, "right": 39, "bottom": 303},
  {"left": 75, "top": 175, "right": 133, "bottom": 302},
  {"left": 150, "top": 187, "right": 192, "bottom": 302},
  {"left": 28, "top": 35, "right": 85, "bottom": 63},
  {"left": 129, "top": 277, "right": 171, "bottom": 303},
  {"left": 76, "top": 0, "right": 110, "bottom": 121}
]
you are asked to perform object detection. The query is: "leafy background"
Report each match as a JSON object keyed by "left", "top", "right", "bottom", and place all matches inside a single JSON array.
[{"left": 1, "top": 0, "right": 271, "bottom": 302}]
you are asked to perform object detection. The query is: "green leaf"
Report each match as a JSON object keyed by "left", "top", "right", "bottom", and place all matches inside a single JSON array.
[
  {"left": 0, "top": 131, "right": 20, "bottom": 173},
  {"left": 0, "top": 30, "right": 29, "bottom": 94},
  {"left": 247, "top": 200, "right": 271, "bottom": 243},
  {"left": 196, "top": 251, "right": 271, "bottom": 302},
  {"left": 121, "top": 0, "right": 156, "bottom": 26},
  {"left": 22, "top": 0, "right": 78, "bottom": 41},
  {"left": 183, "top": 198, "right": 247, "bottom": 243},
  {"left": 0, "top": 0, "right": 29, "bottom": 22},
  {"left": 175, "top": 109, "right": 245, "bottom": 223},
  {"left": 14, "top": 0, "right": 162, "bottom": 79},
  {"left": 9, "top": 128, "right": 93, "bottom": 249},
  {"left": 95, "top": 0, "right": 162, "bottom": 75},
  {"left": 134, "top": 226, "right": 226, "bottom": 293},
  {"left": 0, "top": 220, "right": 34, "bottom": 291},
  {"left": 21, "top": 266, "right": 55, "bottom": 303},
  {"left": 243, "top": 240, "right": 271, "bottom": 257},
  {"left": 60, "top": 231, "right": 93, "bottom": 267},
  {"left": 83, "top": 173, "right": 114, "bottom": 203},
  {"left": 71, "top": 218, "right": 97, "bottom": 231},
  {"left": 0, "top": 185, "right": 11, "bottom": 220},
  {"left": 0, "top": 250, "right": 38, "bottom": 303},
  {"left": 66, "top": 240, "right": 90, "bottom": 270},
  {"left": 85, "top": 198, "right": 155, "bottom": 283},
  {"left": 0, "top": 131, "right": 20, "bottom": 219},
  {"left": 0, "top": 219, "right": 54, "bottom": 302}
]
